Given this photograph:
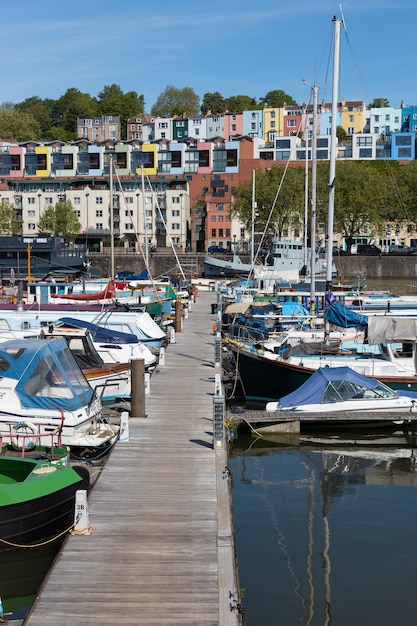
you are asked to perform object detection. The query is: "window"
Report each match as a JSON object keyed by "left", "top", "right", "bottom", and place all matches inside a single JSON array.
[
  {"left": 96, "top": 197, "right": 103, "bottom": 204},
  {"left": 73, "top": 197, "right": 81, "bottom": 204},
  {"left": 172, "top": 223, "right": 180, "bottom": 230},
  {"left": 27, "top": 210, "right": 35, "bottom": 217},
  {"left": 218, "top": 215, "right": 223, "bottom": 222},
  {"left": 45, "top": 197, "right": 53, "bottom": 204},
  {"left": 96, "top": 223, "right": 103, "bottom": 230},
  {"left": 217, "top": 204, "right": 224, "bottom": 211},
  {"left": 287, "top": 120, "right": 296, "bottom": 128},
  {"left": 218, "top": 229, "right": 224, "bottom": 237},
  {"left": 172, "top": 210, "right": 180, "bottom": 217},
  {"left": 125, "top": 223, "right": 133, "bottom": 230},
  {"left": 125, "top": 197, "right": 133, "bottom": 204},
  {"left": 28, "top": 223, "right": 36, "bottom": 230},
  {"left": 125, "top": 210, "right": 133, "bottom": 216},
  {"left": 211, "top": 228, "right": 216, "bottom": 237},
  {"left": 211, "top": 215, "right": 216, "bottom": 221},
  {"left": 28, "top": 197, "right": 35, "bottom": 204}
]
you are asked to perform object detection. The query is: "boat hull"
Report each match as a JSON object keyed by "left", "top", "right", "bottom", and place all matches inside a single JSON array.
[
  {"left": 0, "top": 462, "right": 89, "bottom": 550},
  {"left": 228, "top": 343, "right": 417, "bottom": 403}
]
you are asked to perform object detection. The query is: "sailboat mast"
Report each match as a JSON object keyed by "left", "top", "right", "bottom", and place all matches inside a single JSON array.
[
  {"left": 141, "top": 167, "right": 149, "bottom": 268},
  {"left": 325, "top": 15, "right": 341, "bottom": 292},
  {"left": 109, "top": 152, "right": 115, "bottom": 280},
  {"left": 310, "top": 85, "right": 319, "bottom": 317},
  {"left": 251, "top": 170, "right": 256, "bottom": 266}
]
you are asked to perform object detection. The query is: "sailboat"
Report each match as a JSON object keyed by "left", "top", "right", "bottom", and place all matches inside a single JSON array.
[
  {"left": 203, "top": 168, "right": 336, "bottom": 286},
  {"left": 224, "top": 17, "right": 417, "bottom": 403}
]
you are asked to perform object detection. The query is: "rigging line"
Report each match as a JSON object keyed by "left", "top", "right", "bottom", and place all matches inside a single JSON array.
[
  {"left": 144, "top": 173, "right": 186, "bottom": 281},
  {"left": 113, "top": 169, "right": 163, "bottom": 303},
  {"left": 340, "top": 8, "right": 370, "bottom": 104}
]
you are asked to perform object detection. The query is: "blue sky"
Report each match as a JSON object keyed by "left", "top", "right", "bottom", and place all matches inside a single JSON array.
[{"left": 2, "top": 0, "right": 416, "bottom": 110}]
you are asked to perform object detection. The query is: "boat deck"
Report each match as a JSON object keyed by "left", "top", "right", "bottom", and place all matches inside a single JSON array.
[{"left": 24, "top": 291, "right": 240, "bottom": 626}]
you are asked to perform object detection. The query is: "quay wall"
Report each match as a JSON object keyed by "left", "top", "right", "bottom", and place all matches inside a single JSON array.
[{"left": 89, "top": 251, "right": 417, "bottom": 280}]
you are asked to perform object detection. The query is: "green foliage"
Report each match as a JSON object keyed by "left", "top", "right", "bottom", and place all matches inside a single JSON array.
[
  {"left": 336, "top": 126, "right": 347, "bottom": 142},
  {"left": 51, "top": 88, "right": 97, "bottom": 135},
  {"left": 0, "top": 108, "right": 42, "bottom": 141},
  {"left": 201, "top": 92, "right": 227, "bottom": 115},
  {"left": 38, "top": 200, "right": 81, "bottom": 240},
  {"left": 151, "top": 85, "right": 200, "bottom": 117},
  {"left": 367, "top": 98, "right": 390, "bottom": 109},
  {"left": 96, "top": 84, "right": 145, "bottom": 137},
  {"left": 224, "top": 95, "right": 259, "bottom": 113},
  {"left": 232, "top": 161, "right": 417, "bottom": 245},
  {"left": 233, "top": 166, "right": 306, "bottom": 238},
  {"left": 0, "top": 200, "right": 22, "bottom": 235},
  {"left": 259, "top": 90, "right": 297, "bottom": 107}
]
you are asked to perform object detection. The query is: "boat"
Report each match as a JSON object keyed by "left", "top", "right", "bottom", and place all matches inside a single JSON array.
[
  {"left": 265, "top": 366, "right": 417, "bottom": 418},
  {"left": 0, "top": 455, "right": 90, "bottom": 551},
  {"left": 0, "top": 308, "right": 168, "bottom": 352},
  {"left": 0, "top": 338, "right": 119, "bottom": 451},
  {"left": 37, "top": 326, "right": 132, "bottom": 404},
  {"left": 50, "top": 279, "right": 117, "bottom": 302},
  {"left": 54, "top": 317, "right": 158, "bottom": 369},
  {"left": 203, "top": 235, "right": 336, "bottom": 287},
  {"left": 226, "top": 310, "right": 417, "bottom": 403},
  {"left": 0, "top": 235, "right": 87, "bottom": 279}
]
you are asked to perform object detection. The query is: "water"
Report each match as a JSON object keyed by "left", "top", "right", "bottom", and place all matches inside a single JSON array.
[{"left": 230, "top": 433, "right": 417, "bottom": 626}]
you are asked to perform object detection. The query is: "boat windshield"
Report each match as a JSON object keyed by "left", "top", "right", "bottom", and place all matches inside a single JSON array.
[
  {"left": 23, "top": 349, "right": 91, "bottom": 400},
  {"left": 323, "top": 380, "right": 397, "bottom": 403}
]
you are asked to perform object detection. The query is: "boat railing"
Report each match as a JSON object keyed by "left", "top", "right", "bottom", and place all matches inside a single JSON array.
[{"left": 3, "top": 421, "right": 64, "bottom": 458}]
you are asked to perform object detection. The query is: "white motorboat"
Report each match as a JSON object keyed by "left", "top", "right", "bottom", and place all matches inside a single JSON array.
[{"left": 0, "top": 338, "right": 119, "bottom": 451}]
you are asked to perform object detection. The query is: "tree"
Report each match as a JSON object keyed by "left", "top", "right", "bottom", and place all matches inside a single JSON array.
[
  {"left": 15, "top": 96, "right": 55, "bottom": 137},
  {"left": 224, "top": 95, "right": 259, "bottom": 113},
  {"left": 151, "top": 85, "right": 200, "bottom": 117},
  {"left": 38, "top": 200, "right": 81, "bottom": 240},
  {"left": 0, "top": 108, "right": 41, "bottom": 141},
  {"left": 259, "top": 90, "right": 297, "bottom": 107},
  {"left": 0, "top": 200, "right": 21, "bottom": 235},
  {"left": 201, "top": 92, "right": 226, "bottom": 115},
  {"left": 52, "top": 88, "right": 97, "bottom": 135},
  {"left": 96, "top": 84, "right": 145, "bottom": 137},
  {"left": 367, "top": 98, "right": 390, "bottom": 109},
  {"left": 232, "top": 166, "right": 306, "bottom": 242},
  {"left": 336, "top": 125, "right": 347, "bottom": 143}
]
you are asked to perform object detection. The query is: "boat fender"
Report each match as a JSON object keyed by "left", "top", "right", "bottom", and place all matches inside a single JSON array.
[{"left": 11, "top": 421, "right": 37, "bottom": 451}]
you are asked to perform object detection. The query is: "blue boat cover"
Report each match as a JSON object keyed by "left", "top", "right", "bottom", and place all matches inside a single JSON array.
[
  {"left": 57, "top": 317, "right": 139, "bottom": 344},
  {"left": 279, "top": 366, "right": 381, "bottom": 408},
  {"left": 0, "top": 338, "right": 94, "bottom": 412},
  {"left": 325, "top": 302, "right": 368, "bottom": 329}
]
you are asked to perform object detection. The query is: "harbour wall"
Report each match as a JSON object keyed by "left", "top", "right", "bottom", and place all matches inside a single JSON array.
[{"left": 89, "top": 251, "right": 417, "bottom": 280}]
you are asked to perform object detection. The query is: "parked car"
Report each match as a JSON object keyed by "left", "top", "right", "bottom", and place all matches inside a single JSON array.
[
  {"left": 207, "top": 245, "right": 229, "bottom": 253},
  {"left": 356, "top": 244, "right": 381, "bottom": 255},
  {"left": 388, "top": 244, "right": 413, "bottom": 255}
]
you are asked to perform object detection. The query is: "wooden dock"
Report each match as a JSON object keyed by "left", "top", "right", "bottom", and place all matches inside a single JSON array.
[{"left": 25, "top": 291, "right": 241, "bottom": 626}]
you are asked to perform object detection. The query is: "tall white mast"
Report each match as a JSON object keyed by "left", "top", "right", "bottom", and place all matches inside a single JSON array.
[
  {"left": 324, "top": 16, "right": 341, "bottom": 341},
  {"left": 325, "top": 15, "right": 341, "bottom": 292},
  {"left": 310, "top": 84, "right": 319, "bottom": 316}
]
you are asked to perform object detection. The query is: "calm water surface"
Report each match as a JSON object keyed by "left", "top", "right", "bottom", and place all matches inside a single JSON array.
[{"left": 230, "top": 433, "right": 417, "bottom": 626}]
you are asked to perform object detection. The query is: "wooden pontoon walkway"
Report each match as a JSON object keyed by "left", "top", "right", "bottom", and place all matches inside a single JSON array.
[{"left": 25, "top": 291, "right": 241, "bottom": 626}]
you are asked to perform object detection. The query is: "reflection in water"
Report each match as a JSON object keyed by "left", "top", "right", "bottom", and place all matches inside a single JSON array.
[{"left": 231, "top": 433, "right": 417, "bottom": 626}]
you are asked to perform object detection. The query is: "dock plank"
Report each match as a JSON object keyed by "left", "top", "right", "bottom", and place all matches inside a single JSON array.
[{"left": 25, "top": 291, "right": 240, "bottom": 626}]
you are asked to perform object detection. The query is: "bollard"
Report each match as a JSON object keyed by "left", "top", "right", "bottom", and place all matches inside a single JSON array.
[
  {"left": 174, "top": 300, "right": 182, "bottom": 332},
  {"left": 184, "top": 306, "right": 189, "bottom": 320},
  {"left": 130, "top": 358, "right": 146, "bottom": 417},
  {"left": 73, "top": 489, "right": 91, "bottom": 535},
  {"left": 214, "top": 335, "right": 222, "bottom": 368},
  {"left": 159, "top": 346, "right": 165, "bottom": 366},
  {"left": 170, "top": 327, "right": 176, "bottom": 344},
  {"left": 214, "top": 373, "right": 222, "bottom": 396},
  {"left": 119, "top": 411, "right": 130, "bottom": 442}
]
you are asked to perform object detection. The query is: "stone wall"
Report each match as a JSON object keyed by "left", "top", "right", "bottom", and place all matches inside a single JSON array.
[{"left": 89, "top": 251, "right": 417, "bottom": 280}]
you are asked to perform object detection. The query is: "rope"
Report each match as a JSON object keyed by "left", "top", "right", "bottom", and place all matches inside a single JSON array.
[{"left": 0, "top": 521, "right": 80, "bottom": 549}]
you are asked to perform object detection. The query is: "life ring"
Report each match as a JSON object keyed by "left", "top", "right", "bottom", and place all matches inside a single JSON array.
[{"left": 11, "top": 421, "right": 37, "bottom": 451}]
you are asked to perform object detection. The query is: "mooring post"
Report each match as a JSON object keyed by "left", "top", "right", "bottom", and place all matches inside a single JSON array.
[
  {"left": 175, "top": 300, "right": 182, "bottom": 332},
  {"left": 130, "top": 358, "right": 146, "bottom": 417}
]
